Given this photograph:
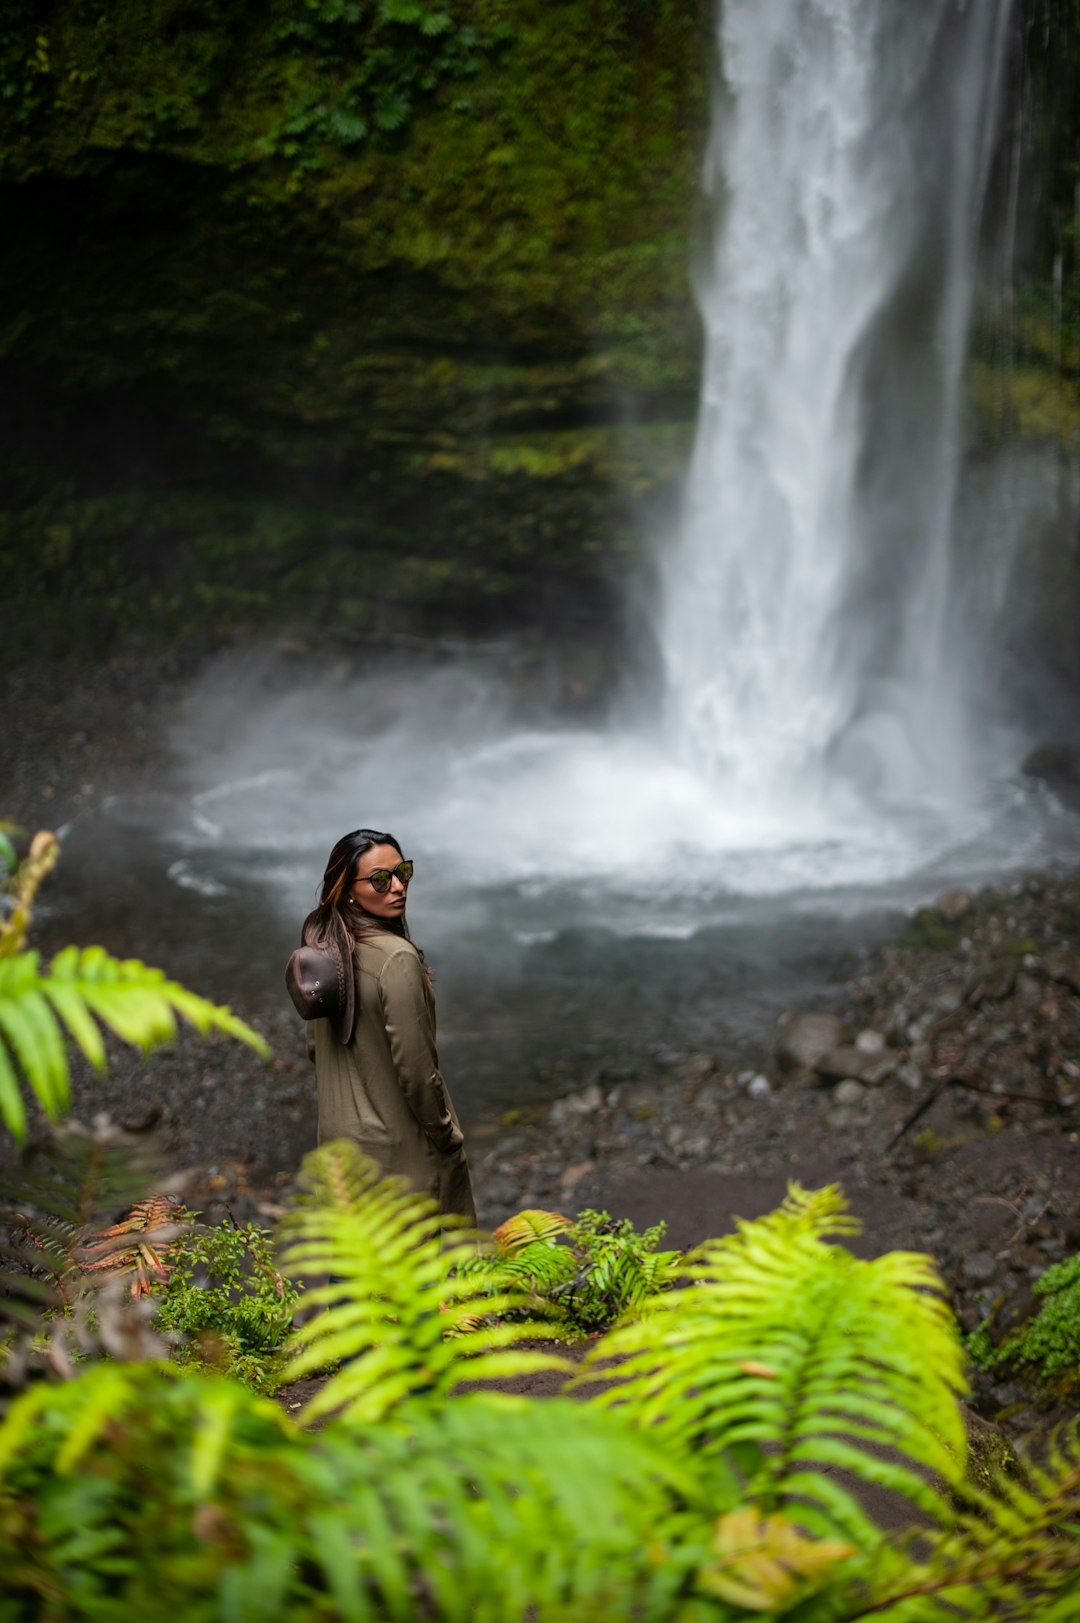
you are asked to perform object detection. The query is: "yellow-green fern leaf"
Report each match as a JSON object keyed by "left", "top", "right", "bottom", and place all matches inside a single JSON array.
[
  {"left": 0, "top": 946, "right": 269, "bottom": 1141},
  {"left": 574, "top": 1182, "right": 967, "bottom": 1548},
  {"left": 492, "top": 1207, "right": 573, "bottom": 1253},
  {"left": 279, "top": 1142, "right": 571, "bottom": 1425}
]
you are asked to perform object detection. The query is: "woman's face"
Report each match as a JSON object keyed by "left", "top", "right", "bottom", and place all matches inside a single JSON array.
[{"left": 350, "top": 842, "right": 410, "bottom": 921}]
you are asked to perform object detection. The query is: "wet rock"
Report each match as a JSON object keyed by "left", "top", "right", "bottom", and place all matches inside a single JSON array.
[
  {"left": 1045, "top": 948, "right": 1080, "bottom": 996},
  {"left": 935, "top": 887, "right": 974, "bottom": 922},
  {"left": 676, "top": 1053, "right": 717, "bottom": 1088},
  {"left": 692, "top": 1080, "right": 726, "bottom": 1114},
  {"left": 815, "top": 1045, "right": 900, "bottom": 1084},
  {"left": 1022, "top": 742, "right": 1080, "bottom": 809},
  {"left": 860, "top": 1053, "right": 902, "bottom": 1087},
  {"left": 833, "top": 1079, "right": 866, "bottom": 1106},
  {"left": 598, "top": 1061, "right": 638, "bottom": 1084},
  {"left": 776, "top": 1012, "right": 852, "bottom": 1075},
  {"left": 963, "top": 958, "right": 1018, "bottom": 1006},
  {"left": 559, "top": 1160, "right": 595, "bottom": 1194},
  {"left": 484, "top": 1173, "right": 522, "bottom": 1207}
]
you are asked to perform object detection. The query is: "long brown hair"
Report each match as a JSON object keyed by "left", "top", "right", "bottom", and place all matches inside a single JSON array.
[{"left": 305, "top": 828, "right": 429, "bottom": 981}]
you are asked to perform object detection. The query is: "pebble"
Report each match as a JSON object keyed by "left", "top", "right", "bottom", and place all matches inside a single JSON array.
[
  {"left": 746, "top": 1074, "right": 772, "bottom": 1099},
  {"left": 962, "top": 1251, "right": 999, "bottom": 1283},
  {"left": 833, "top": 1079, "right": 866, "bottom": 1105}
]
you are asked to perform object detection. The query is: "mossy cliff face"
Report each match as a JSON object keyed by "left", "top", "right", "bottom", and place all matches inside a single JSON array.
[
  {"left": 962, "top": 0, "right": 1080, "bottom": 691},
  {"left": 0, "top": 1, "right": 708, "bottom": 658},
  {"left": 971, "top": 0, "right": 1080, "bottom": 450}
]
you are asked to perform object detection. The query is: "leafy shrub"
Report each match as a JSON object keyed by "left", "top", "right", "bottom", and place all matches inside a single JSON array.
[
  {"left": 461, "top": 1203, "right": 681, "bottom": 1335},
  {"left": 152, "top": 1217, "right": 300, "bottom": 1395}
]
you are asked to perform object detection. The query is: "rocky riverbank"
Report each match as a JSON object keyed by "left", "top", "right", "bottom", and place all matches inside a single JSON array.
[{"left": 465, "top": 868, "right": 1080, "bottom": 1432}]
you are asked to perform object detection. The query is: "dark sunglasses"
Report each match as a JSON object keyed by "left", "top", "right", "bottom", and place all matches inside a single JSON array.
[{"left": 354, "top": 860, "right": 414, "bottom": 894}]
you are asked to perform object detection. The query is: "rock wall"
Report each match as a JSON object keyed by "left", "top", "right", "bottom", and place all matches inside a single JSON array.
[
  {"left": 2, "top": 0, "right": 1079, "bottom": 710},
  {"left": 966, "top": 0, "right": 1080, "bottom": 699},
  {"left": 0, "top": 0, "right": 708, "bottom": 669}
]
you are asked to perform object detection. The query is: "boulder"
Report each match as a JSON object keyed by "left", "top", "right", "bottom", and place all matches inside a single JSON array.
[
  {"left": 776, "top": 1012, "right": 852, "bottom": 1075},
  {"left": 935, "top": 887, "right": 973, "bottom": 922},
  {"left": 1022, "top": 743, "right": 1080, "bottom": 810},
  {"left": 815, "top": 1045, "right": 901, "bottom": 1085},
  {"left": 963, "top": 957, "right": 1018, "bottom": 1006},
  {"left": 833, "top": 1079, "right": 867, "bottom": 1105},
  {"left": 548, "top": 1083, "right": 604, "bottom": 1127},
  {"left": 1046, "top": 948, "right": 1080, "bottom": 995}
]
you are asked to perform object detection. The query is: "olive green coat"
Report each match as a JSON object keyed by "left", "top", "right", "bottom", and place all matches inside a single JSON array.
[{"left": 308, "top": 932, "right": 476, "bottom": 1224}]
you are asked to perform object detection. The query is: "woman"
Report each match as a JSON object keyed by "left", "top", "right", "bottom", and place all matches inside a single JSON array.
[{"left": 302, "top": 828, "right": 475, "bottom": 1225}]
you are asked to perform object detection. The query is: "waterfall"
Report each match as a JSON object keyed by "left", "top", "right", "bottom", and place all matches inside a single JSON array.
[
  {"left": 661, "top": 0, "right": 1013, "bottom": 813},
  {"left": 164, "top": 0, "right": 1076, "bottom": 919}
]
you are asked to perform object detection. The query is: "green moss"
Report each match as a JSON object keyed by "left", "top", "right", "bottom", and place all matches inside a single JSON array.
[
  {"left": 967, "top": 357, "right": 1080, "bottom": 449},
  {"left": 898, "top": 907, "right": 961, "bottom": 953}
]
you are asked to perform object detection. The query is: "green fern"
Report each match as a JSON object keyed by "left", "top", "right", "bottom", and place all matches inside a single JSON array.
[
  {"left": 460, "top": 1205, "right": 682, "bottom": 1334},
  {"left": 575, "top": 1183, "right": 968, "bottom": 1548},
  {"left": 837, "top": 1421, "right": 1080, "bottom": 1621},
  {"left": 277, "top": 1141, "right": 571, "bottom": 1425},
  {"left": 0, "top": 1362, "right": 698, "bottom": 1622},
  {"left": 3, "top": 1171, "right": 1080, "bottom": 1620},
  {"left": 0, "top": 944, "right": 268, "bottom": 1141}
]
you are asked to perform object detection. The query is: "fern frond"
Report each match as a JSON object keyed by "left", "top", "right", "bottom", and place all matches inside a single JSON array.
[
  {"left": 574, "top": 1182, "right": 967, "bottom": 1546},
  {"left": 839, "top": 1421, "right": 1080, "bottom": 1620},
  {"left": 1, "top": 1119, "right": 185, "bottom": 1365},
  {"left": 475, "top": 1237, "right": 579, "bottom": 1297},
  {"left": 492, "top": 1207, "right": 573, "bottom": 1253},
  {"left": 0, "top": 945, "right": 269, "bottom": 1141},
  {"left": 81, "top": 1194, "right": 184, "bottom": 1297},
  {"left": 0, "top": 830, "right": 59, "bottom": 958},
  {"left": 0, "top": 1366, "right": 698, "bottom": 1623},
  {"left": 278, "top": 1142, "right": 571, "bottom": 1425}
]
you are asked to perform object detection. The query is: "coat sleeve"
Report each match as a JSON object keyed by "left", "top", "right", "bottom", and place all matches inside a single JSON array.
[{"left": 378, "top": 950, "right": 464, "bottom": 1157}]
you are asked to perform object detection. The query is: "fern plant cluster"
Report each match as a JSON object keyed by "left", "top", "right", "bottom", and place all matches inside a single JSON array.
[
  {"left": 460, "top": 1203, "right": 681, "bottom": 1335},
  {"left": 3, "top": 1149, "right": 1080, "bottom": 1622}
]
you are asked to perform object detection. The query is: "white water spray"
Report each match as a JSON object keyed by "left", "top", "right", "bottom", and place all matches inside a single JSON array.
[{"left": 662, "top": 0, "right": 1012, "bottom": 812}]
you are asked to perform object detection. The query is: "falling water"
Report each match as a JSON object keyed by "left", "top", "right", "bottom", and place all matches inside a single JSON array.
[{"left": 661, "top": 0, "right": 1013, "bottom": 813}]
